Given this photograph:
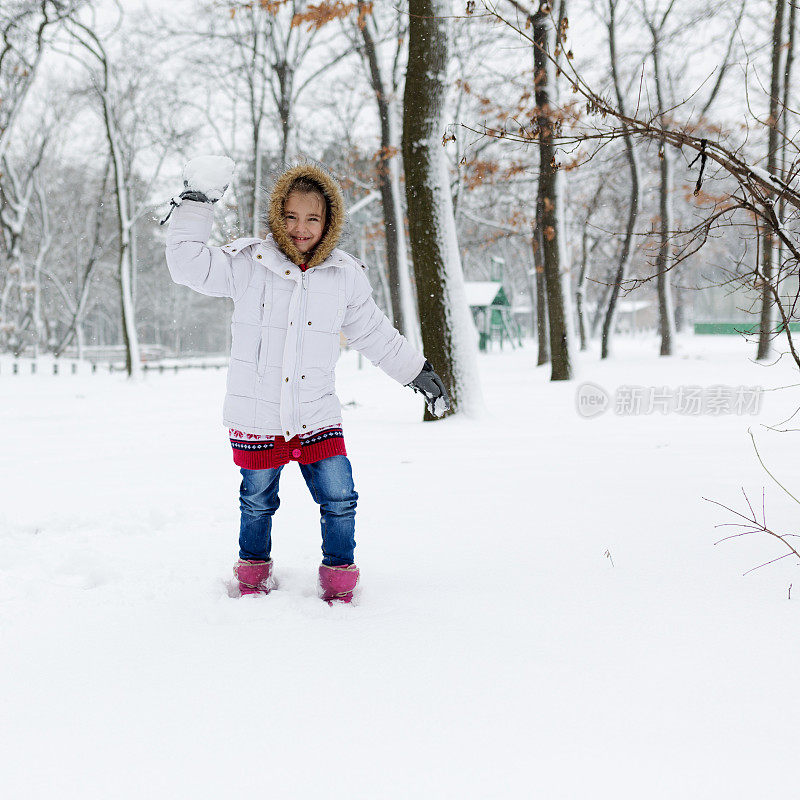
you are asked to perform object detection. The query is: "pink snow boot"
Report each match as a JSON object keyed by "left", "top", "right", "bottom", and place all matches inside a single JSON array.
[
  {"left": 234, "top": 559, "right": 273, "bottom": 596},
  {"left": 318, "top": 563, "right": 360, "bottom": 604}
]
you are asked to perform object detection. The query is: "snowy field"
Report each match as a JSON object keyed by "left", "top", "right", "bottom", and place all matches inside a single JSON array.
[{"left": 2, "top": 334, "right": 800, "bottom": 799}]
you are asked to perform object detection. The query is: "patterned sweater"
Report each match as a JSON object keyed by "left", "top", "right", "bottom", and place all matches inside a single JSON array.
[{"left": 229, "top": 424, "right": 346, "bottom": 469}]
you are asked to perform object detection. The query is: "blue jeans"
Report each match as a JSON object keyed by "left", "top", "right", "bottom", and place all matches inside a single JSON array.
[{"left": 238, "top": 455, "right": 358, "bottom": 567}]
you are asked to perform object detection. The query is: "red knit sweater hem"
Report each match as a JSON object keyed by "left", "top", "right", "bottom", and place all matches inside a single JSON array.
[{"left": 230, "top": 425, "right": 346, "bottom": 469}]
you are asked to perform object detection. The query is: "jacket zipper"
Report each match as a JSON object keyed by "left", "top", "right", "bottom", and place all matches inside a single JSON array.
[{"left": 293, "top": 268, "right": 309, "bottom": 433}]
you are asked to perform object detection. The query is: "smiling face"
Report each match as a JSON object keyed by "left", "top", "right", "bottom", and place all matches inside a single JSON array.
[{"left": 283, "top": 191, "right": 327, "bottom": 256}]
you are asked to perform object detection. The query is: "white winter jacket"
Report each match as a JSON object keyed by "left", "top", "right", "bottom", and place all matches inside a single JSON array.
[{"left": 165, "top": 196, "right": 424, "bottom": 438}]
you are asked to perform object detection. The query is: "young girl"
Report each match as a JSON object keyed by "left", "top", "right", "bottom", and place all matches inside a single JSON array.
[{"left": 165, "top": 158, "right": 449, "bottom": 603}]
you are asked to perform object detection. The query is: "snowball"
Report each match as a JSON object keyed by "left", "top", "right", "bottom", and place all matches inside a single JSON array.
[
  {"left": 183, "top": 156, "right": 235, "bottom": 201},
  {"left": 432, "top": 396, "right": 449, "bottom": 418}
]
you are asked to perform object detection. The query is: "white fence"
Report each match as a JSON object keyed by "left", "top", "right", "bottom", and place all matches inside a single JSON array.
[{"left": 0, "top": 355, "right": 228, "bottom": 376}]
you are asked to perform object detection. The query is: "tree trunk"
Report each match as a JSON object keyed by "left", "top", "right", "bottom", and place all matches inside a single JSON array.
[
  {"left": 31, "top": 180, "right": 51, "bottom": 357},
  {"left": 402, "top": 0, "right": 483, "bottom": 418},
  {"left": 54, "top": 163, "right": 110, "bottom": 357},
  {"left": 105, "top": 111, "right": 141, "bottom": 378},
  {"left": 778, "top": 2, "right": 800, "bottom": 238},
  {"left": 757, "top": 0, "right": 787, "bottom": 360},
  {"left": 533, "top": 4, "right": 571, "bottom": 380},
  {"left": 577, "top": 181, "right": 604, "bottom": 352},
  {"left": 576, "top": 224, "right": 590, "bottom": 352},
  {"left": 252, "top": 120, "right": 264, "bottom": 237},
  {"left": 371, "top": 241, "right": 392, "bottom": 316},
  {"left": 129, "top": 185, "right": 138, "bottom": 312},
  {"left": 590, "top": 273, "right": 612, "bottom": 339},
  {"left": 357, "top": 3, "right": 419, "bottom": 345},
  {"left": 119, "top": 245, "right": 140, "bottom": 374},
  {"left": 601, "top": 0, "right": 640, "bottom": 359},
  {"left": 655, "top": 136, "right": 677, "bottom": 355},
  {"left": 532, "top": 230, "right": 549, "bottom": 366},
  {"left": 0, "top": 210, "right": 29, "bottom": 354},
  {"left": 526, "top": 256, "right": 538, "bottom": 344},
  {"left": 777, "top": 0, "right": 795, "bottom": 331},
  {"left": 536, "top": 273, "right": 550, "bottom": 365},
  {"left": 648, "top": 14, "right": 677, "bottom": 357},
  {"left": 673, "top": 287, "right": 686, "bottom": 332},
  {"left": 274, "top": 54, "right": 294, "bottom": 166}
]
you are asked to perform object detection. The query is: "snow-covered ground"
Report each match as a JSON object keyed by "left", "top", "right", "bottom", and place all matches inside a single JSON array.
[{"left": 2, "top": 334, "right": 799, "bottom": 799}]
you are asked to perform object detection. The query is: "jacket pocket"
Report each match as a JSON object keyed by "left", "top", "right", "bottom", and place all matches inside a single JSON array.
[{"left": 256, "top": 332, "right": 270, "bottom": 377}]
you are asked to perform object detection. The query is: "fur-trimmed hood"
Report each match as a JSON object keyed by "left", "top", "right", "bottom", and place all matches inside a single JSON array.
[{"left": 267, "top": 163, "right": 346, "bottom": 268}]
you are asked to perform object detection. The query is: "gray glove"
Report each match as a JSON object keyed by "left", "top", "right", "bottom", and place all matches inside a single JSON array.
[
  {"left": 407, "top": 360, "right": 451, "bottom": 417},
  {"left": 178, "top": 188, "right": 216, "bottom": 203}
]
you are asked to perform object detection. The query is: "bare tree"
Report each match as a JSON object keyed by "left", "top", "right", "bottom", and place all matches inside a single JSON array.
[
  {"left": 0, "top": 1, "right": 81, "bottom": 161},
  {"left": 0, "top": 131, "right": 51, "bottom": 355},
  {"left": 49, "top": 160, "right": 112, "bottom": 358},
  {"left": 600, "top": 0, "right": 640, "bottom": 359},
  {"left": 475, "top": 1, "right": 800, "bottom": 372},
  {"left": 67, "top": 20, "right": 140, "bottom": 375},
  {"left": 777, "top": 0, "right": 797, "bottom": 281},
  {"left": 533, "top": 1, "right": 572, "bottom": 379},
  {"left": 351, "top": 1, "right": 419, "bottom": 345},
  {"left": 65, "top": 15, "right": 180, "bottom": 376},
  {"left": 757, "top": 0, "right": 788, "bottom": 360},
  {"left": 403, "top": 0, "right": 483, "bottom": 417},
  {"left": 576, "top": 181, "right": 603, "bottom": 351},
  {"left": 532, "top": 223, "right": 550, "bottom": 363},
  {"left": 27, "top": 172, "right": 52, "bottom": 356},
  {"left": 639, "top": 0, "right": 678, "bottom": 356}
]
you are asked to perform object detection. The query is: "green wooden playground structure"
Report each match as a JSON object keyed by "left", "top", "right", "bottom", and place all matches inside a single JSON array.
[{"left": 464, "top": 281, "right": 523, "bottom": 351}]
